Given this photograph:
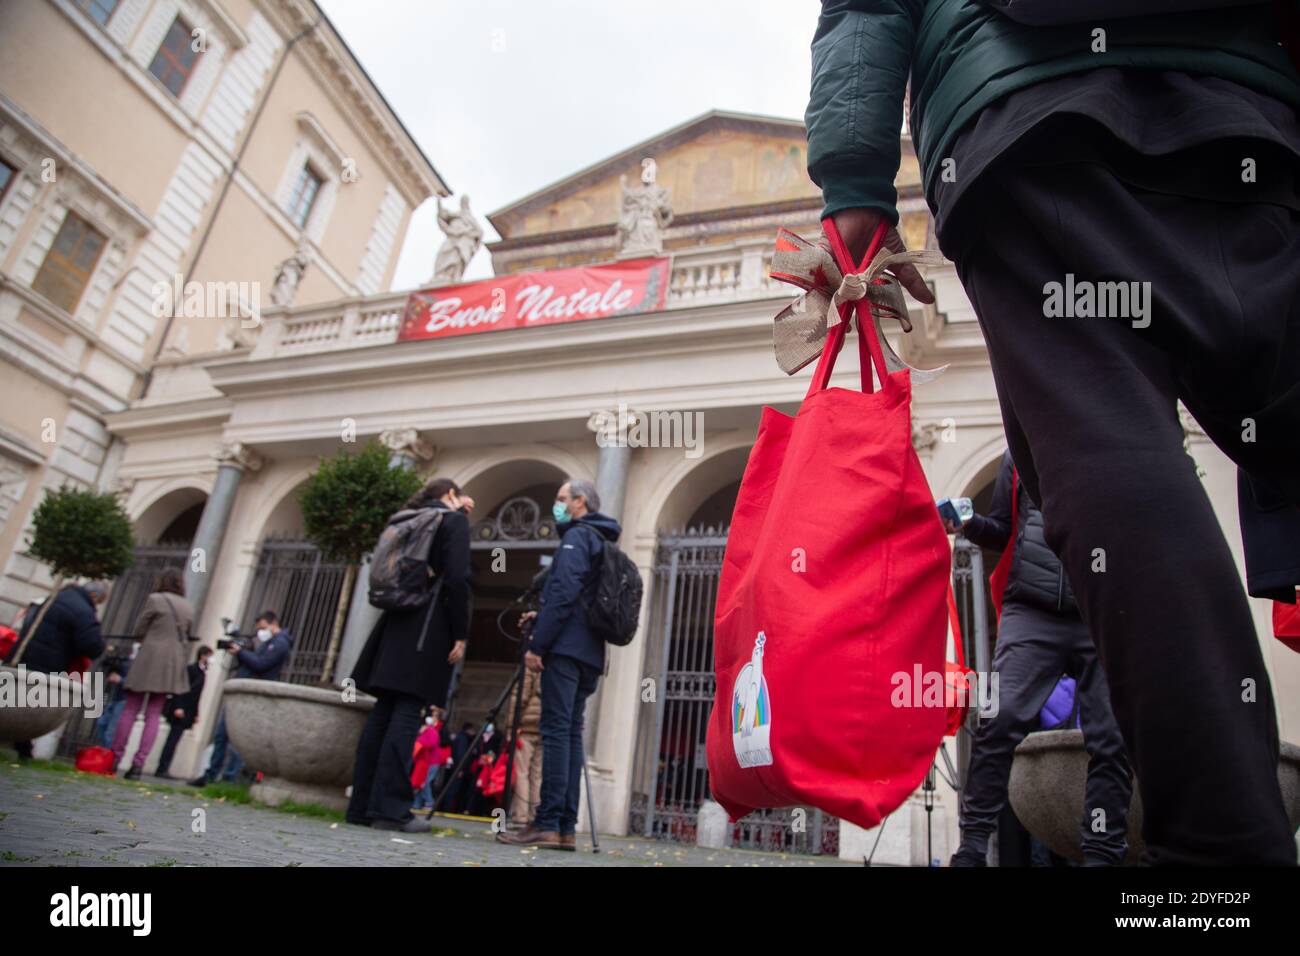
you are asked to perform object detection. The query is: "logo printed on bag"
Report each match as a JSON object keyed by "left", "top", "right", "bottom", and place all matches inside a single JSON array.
[{"left": 731, "top": 633, "right": 773, "bottom": 768}]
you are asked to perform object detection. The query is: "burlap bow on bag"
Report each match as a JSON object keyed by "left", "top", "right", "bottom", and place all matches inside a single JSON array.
[{"left": 769, "top": 226, "right": 948, "bottom": 381}]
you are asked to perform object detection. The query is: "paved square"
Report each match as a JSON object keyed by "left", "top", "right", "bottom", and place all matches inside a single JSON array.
[{"left": 0, "top": 759, "right": 851, "bottom": 867}]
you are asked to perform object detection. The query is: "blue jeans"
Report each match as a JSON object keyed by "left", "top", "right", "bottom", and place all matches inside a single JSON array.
[
  {"left": 95, "top": 695, "right": 126, "bottom": 748},
  {"left": 533, "top": 654, "right": 600, "bottom": 834},
  {"left": 205, "top": 711, "right": 243, "bottom": 783},
  {"left": 413, "top": 764, "right": 441, "bottom": 810}
]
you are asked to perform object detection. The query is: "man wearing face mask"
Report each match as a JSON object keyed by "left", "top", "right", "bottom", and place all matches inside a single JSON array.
[
  {"left": 188, "top": 611, "right": 293, "bottom": 787},
  {"left": 347, "top": 477, "right": 472, "bottom": 832},
  {"left": 500, "top": 478, "right": 621, "bottom": 850}
]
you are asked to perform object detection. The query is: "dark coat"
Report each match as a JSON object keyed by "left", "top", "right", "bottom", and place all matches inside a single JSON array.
[
  {"left": 1238, "top": 469, "right": 1300, "bottom": 603},
  {"left": 124, "top": 592, "right": 194, "bottom": 695},
  {"left": 164, "top": 662, "right": 206, "bottom": 728},
  {"left": 8, "top": 586, "right": 105, "bottom": 673},
  {"left": 528, "top": 512, "right": 621, "bottom": 671},
  {"left": 234, "top": 629, "right": 294, "bottom": 681},
  {"left": 351, "top": 503, "right": 472, "bottom": 706},
  {"left": 963, "top": 451, "right": 1076, "bottom": 615},
  {"left": 805, "top": 1, "right": 1298, "bottom": 225}
]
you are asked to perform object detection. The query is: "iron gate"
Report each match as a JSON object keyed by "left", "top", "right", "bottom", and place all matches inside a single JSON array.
[
  {"left": 239, "top": 536, "right": 349, "bottom": 685},
  {"left": 628, "top": 527, "right": 839, "bottom": 855}
]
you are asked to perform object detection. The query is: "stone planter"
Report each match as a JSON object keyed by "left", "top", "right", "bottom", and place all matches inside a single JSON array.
[
  {"left": 221, "top": 679, "right": 374, "bottom": 812},
  {"left": 1009, "top": 729, "right": 1300, "bottom": 864},
  {"left": 0, "top": 665, "right": 81, "bottom": 744}
]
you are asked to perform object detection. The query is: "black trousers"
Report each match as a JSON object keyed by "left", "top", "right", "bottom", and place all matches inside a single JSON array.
[
  {"left": 959, "top": 601, "right": 1132, "bottom": 863},
  {"left": 951, "top": 149, "right": 1299, "bottom": 865},
  {"left": 347, "top": 690, "right": 423, "bottom": 824},
  {"left": 154, "top": 721, "right": 187, "bottom": 775}
]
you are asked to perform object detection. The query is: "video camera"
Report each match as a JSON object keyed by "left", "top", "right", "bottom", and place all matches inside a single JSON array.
[{"left": 216, "top": 617, "right": 254, "bottom": 652}]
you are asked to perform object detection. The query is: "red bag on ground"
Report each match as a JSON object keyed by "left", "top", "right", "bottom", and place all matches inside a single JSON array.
[
  {"left": 75, "top": 746, "right": 115, "bottom": 776},
  {"left": 706, "top": 219, "right": 952, "bottom": 832}
]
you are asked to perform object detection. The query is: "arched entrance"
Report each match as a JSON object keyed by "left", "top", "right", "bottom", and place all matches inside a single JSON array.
[
  {"left": 238, "top": 480, "right": 350, "bottom": 685},
  {"left": 442, "top": 461, "right": 569, "bottom": 741}
]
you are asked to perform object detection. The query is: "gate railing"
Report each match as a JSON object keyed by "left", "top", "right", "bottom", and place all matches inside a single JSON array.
[
  {"left": 238, "top": 536, "right": 349, "bottom": 686},
  {"left": 628, "top": 527, "right": 840, "bottom": 855}
]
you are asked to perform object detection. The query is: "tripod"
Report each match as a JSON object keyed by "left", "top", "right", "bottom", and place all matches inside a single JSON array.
[
  {"left": 431, "top": 582, "right": 601, "bottom": 850},
  {"left": 922, "top": 742, "right": 959, "bottom": 867}
]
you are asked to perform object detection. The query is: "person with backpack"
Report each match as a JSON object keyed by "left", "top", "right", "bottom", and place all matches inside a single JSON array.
[
  {"left": 804, "top": 0, "right": 1299, "bottom": 865},
  {"left": 346, "top": 477, "right": 472, "bottom": 833},
  {"left": 944, "top": 452, "right": 1132, "bottom": 866},
  {"left": 499, "top": 478, "right": 628, "bottom": 850}
]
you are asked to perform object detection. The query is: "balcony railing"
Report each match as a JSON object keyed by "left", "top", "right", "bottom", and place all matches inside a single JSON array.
[{"left": 251, "top": 240, "right": 788, "bottom": 360}]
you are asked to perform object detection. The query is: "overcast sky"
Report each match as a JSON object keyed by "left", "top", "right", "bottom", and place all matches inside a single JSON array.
[{"left": 317, "top": 0, "right": 817, "bottom": 288}]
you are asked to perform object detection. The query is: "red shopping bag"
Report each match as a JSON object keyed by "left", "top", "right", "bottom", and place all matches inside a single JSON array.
[
  {"left": 945, "top": 586, "right": 976, "bottom": 736},
  {"left": 988, "top": 466, "right": 1018, "bottom": 619},
  {"left": 1275, "top": 590, "right": 1300, "bottom": 654},
  {"left": 706, "top": 218, "right": 952, "bottom": 831},
  {"left": 74, "top": 746, "right": 115, "bottom": 776}
]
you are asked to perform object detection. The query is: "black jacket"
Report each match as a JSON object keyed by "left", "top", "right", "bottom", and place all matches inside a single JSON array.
[
  {"left": 165, "top": 662, "right": 206, "bottom": 728},
  {"left": 7, "top": 586, "right": 105, "bottom": 672},
  {"left": 351, "top": 502, "right": 472, "bottom": 706},
  {"left": 529, "top": 512, "right": 622, "bottom": 671},
  {"left": 1238, "top": 469, "right": 1300, "bottom": 603},
  {"left": 963, "top": 451, "right": 1076, "bottom": 615}
]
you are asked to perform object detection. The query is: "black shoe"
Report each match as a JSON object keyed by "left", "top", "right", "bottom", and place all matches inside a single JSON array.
[
  {"left": 186, "top": 775, "right": 209, "bottom": 787},
  {"left": 371, "top": 817, "right": 433, "bottom": 834},
  {"left": 123, "top": 766, "right": 142, "bottom": 781},
  {"left": 344, "top": 816, "right": 371, "bottom": 827},
  {"left": 949, "top": 845, "right": 987, "bottom": 867},
  {"left": 154, "top": 771, "right": 174, "bottom": 780}
]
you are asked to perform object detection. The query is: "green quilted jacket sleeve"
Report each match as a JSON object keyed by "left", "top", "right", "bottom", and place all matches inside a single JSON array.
[{"left": 805, "top": 0, "right": 924, "bottom": 225}]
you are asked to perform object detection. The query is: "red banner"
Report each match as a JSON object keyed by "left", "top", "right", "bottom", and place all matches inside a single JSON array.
[{"left": 398, "top": 257, "right": 671, "bottom": 342}]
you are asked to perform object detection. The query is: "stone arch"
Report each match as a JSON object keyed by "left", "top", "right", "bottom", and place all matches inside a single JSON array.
[
  {"left": 642, "top": 432, "right": 753, "bottom": 533},
  {"left": 131, "top": 480, "right": 210, "bottom": 544},
  {"left": 245, "top": 465, "right": 316, "bottom": 540},
  {"left": 453, "top": 445, "right": 591, "bottom": 518},
  {"left": 951, "top": 433, "right": 1011, "bottom": 502}
]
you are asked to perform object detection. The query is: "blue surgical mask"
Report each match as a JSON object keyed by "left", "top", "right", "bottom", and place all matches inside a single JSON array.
[{"left": 552, "top": 501, "right": 571, "bottom": 524}]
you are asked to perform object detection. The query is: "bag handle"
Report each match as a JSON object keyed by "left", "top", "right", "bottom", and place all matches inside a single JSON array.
[
  {"left": 947, "top": 584, "right": 966, "bottom": 671},
  {"left": 807, "top": 218, "right": 895, "bottom": 398},
  {"left": 160, "top": 593, "right": 190, "bottom": 644}
]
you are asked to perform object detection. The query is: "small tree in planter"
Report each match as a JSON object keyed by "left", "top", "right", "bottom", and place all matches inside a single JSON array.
[
  {"left": 12, "top": 485, "right": 135, "bottom": 664},
  {"left": 298, "top": 440, "right": 421, "bottom": 685}
]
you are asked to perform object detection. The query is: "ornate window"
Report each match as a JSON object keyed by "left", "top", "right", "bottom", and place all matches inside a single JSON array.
[
  {"left": 32, "top": 212, "right": 107, "bottom": 313},
  {"left": 286, "top": 163, "right": 324, "bottom": 229},
  {"left": 148, "top": 16, "right": 202, "bottom": 98},
  {"left": 74, "top": 0, "right": 119, "bottom": 26}
]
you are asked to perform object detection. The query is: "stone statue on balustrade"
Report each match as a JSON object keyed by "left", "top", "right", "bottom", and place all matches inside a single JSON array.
[
  {"left": 617, "top": 158, "right": 673, "bottom": 259},
  {"left": 270, "top": 238, "right": 311, "bottom": 308},
  {"left": 430, "top": 195, "right": 484, "bottom": 285}
]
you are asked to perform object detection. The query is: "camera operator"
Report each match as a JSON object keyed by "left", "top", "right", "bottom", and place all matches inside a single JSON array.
[
  {"left": 346, "top": 477, "right": 472, "bottom": 833},
  {"left": 187, "top": 611, "right": 293, "bottom": 787}
]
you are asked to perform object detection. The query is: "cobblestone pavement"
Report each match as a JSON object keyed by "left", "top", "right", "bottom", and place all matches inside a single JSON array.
[{"left": 0, "top": 759, "right": 852, "bottom": 867}]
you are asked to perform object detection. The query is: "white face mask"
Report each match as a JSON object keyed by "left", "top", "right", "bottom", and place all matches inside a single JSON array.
[{"left": 256, "top": 628, "right": 272, "bottom": 641}]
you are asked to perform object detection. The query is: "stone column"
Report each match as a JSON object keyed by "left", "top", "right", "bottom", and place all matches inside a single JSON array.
[
  {"left": 581, "top": 410, "right": 634, "bottom": 777},
  {"left": 334, "top": 429, "right": 434, "bottom": 681},
  {"left": 185, "top": 441, "right": 262, "bottom": 624}
]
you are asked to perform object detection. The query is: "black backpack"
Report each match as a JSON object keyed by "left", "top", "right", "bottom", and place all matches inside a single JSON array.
[
  {"left": 368, "top": 507, "right": 445, "bottom": 610},
  {"left": 576, "top": 527, "right": 643, "bottom": 647}
]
